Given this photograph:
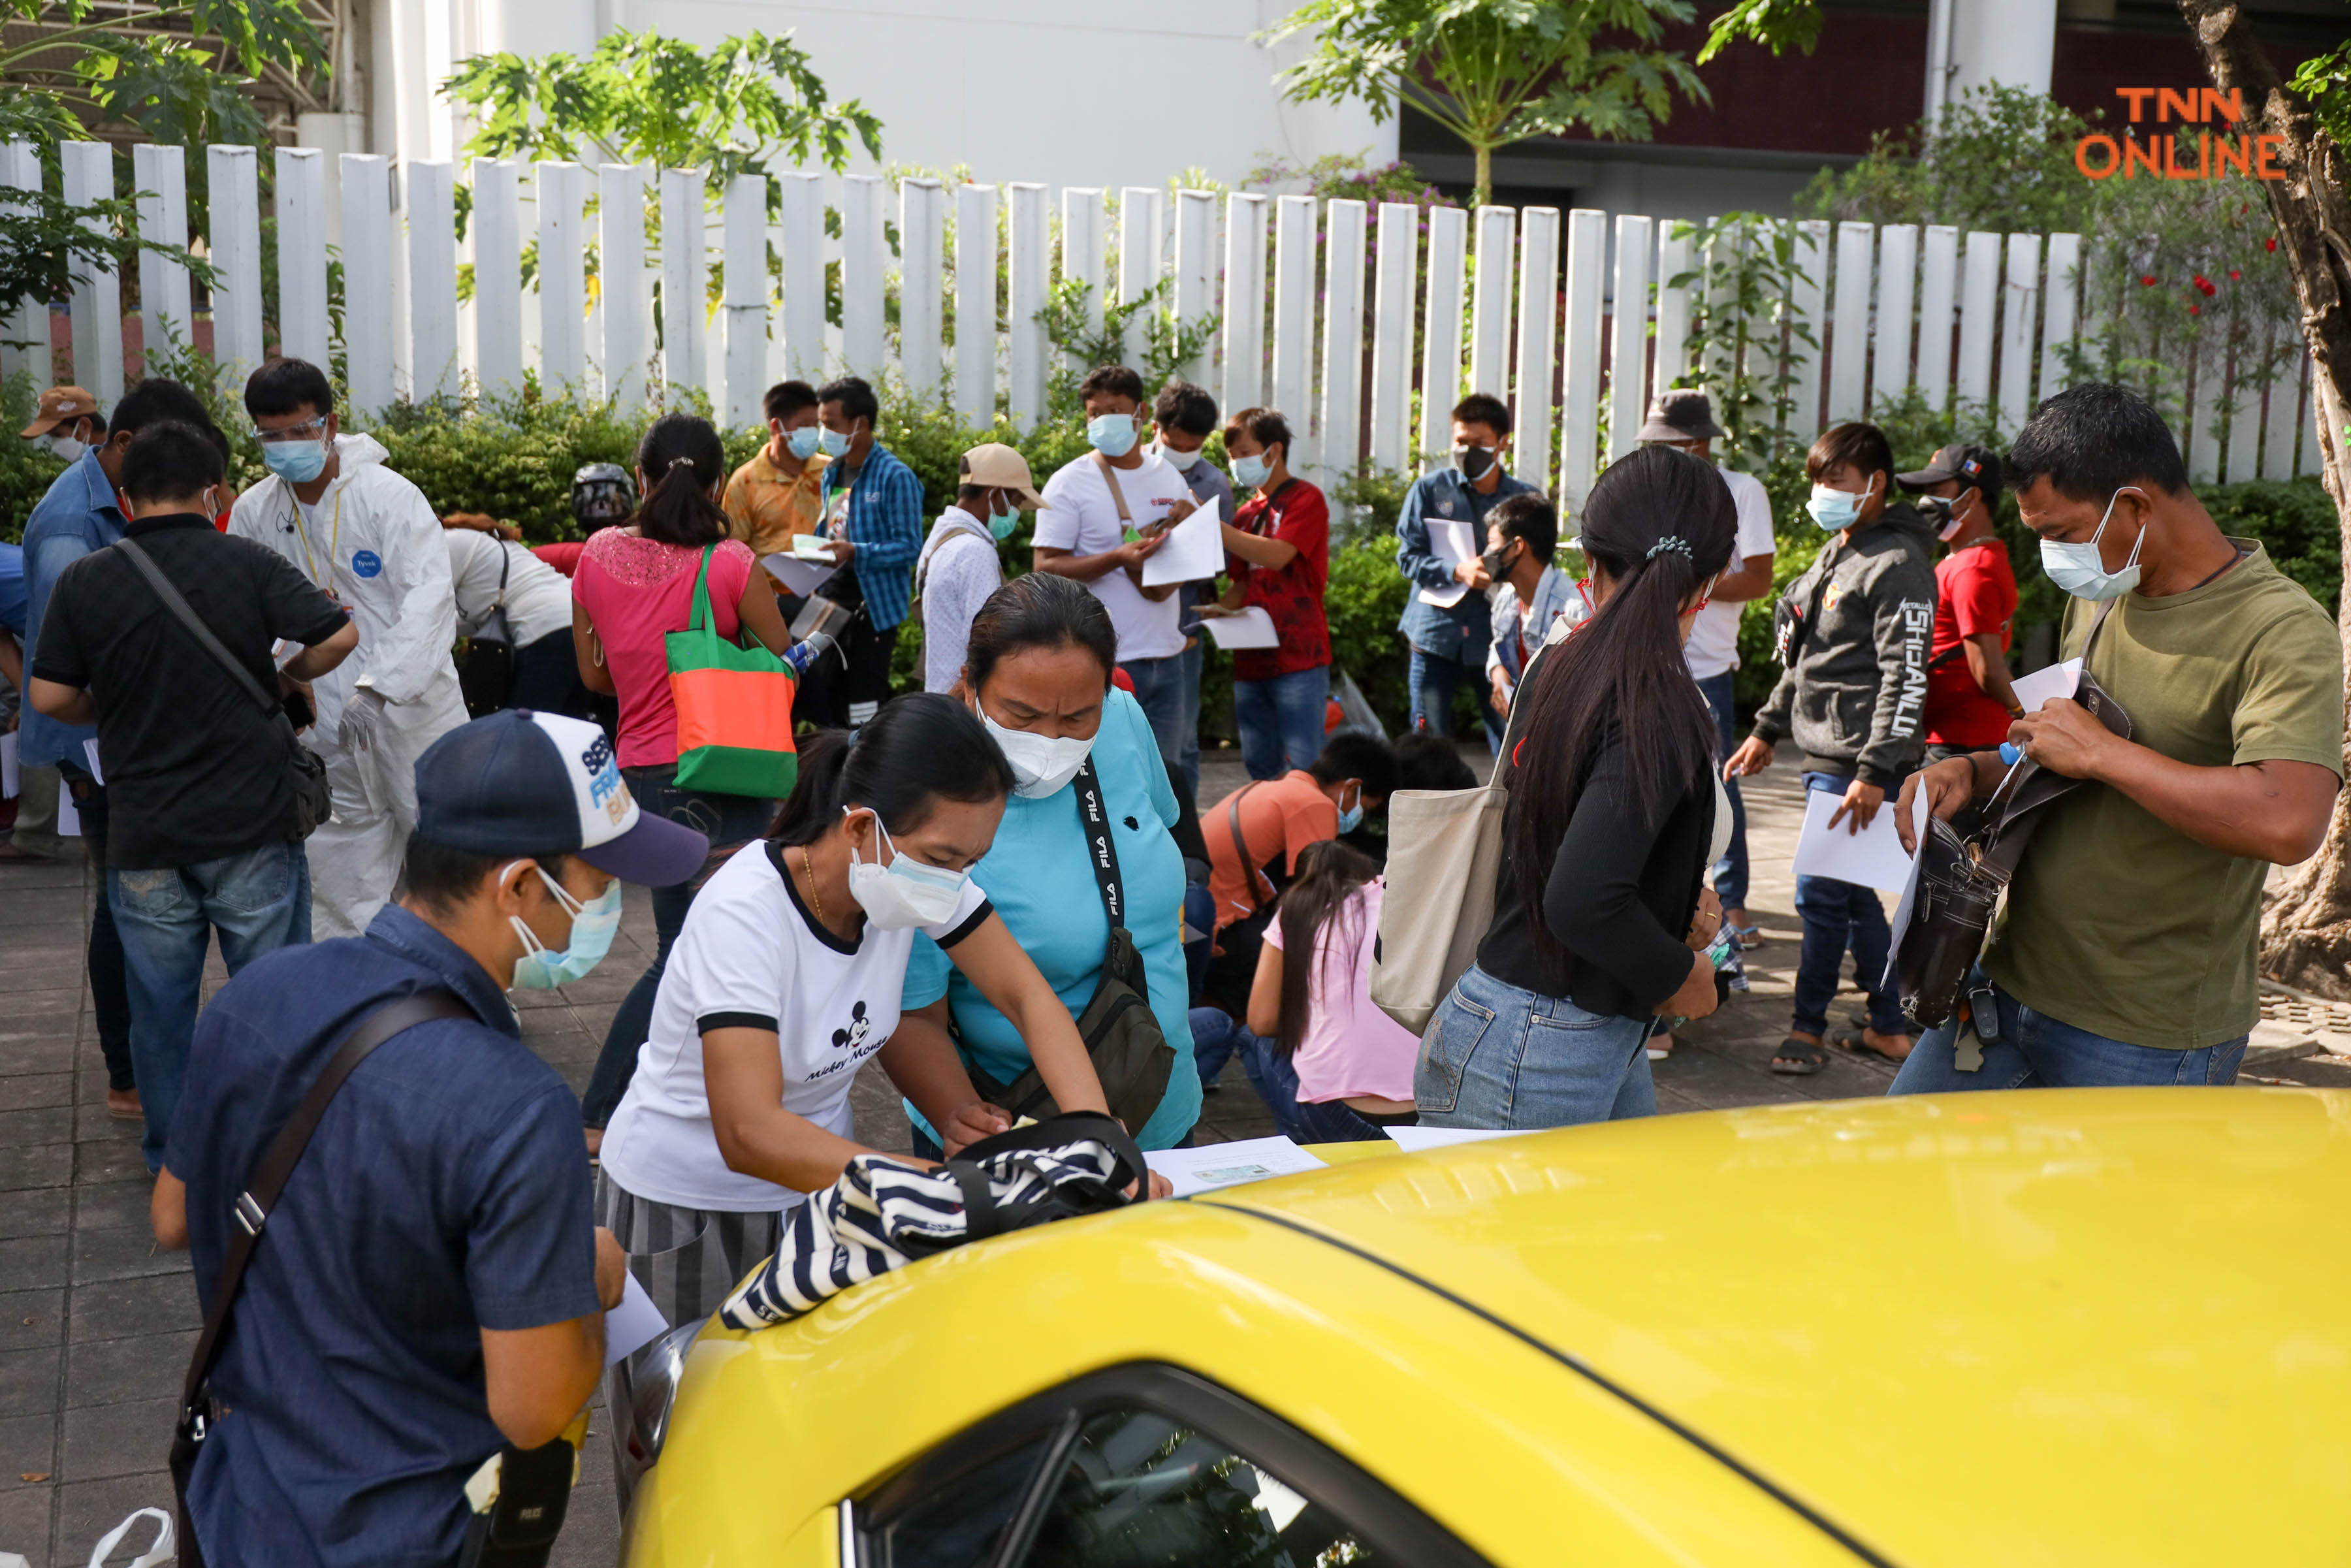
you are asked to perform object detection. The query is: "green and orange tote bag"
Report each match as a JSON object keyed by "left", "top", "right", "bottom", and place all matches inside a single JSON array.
[{"left": 666, "top": 545, "right": 799, "bottom": 799}]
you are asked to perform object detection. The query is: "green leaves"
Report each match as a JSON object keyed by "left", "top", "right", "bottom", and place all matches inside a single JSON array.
[
  {"left": 2286, "top": 42, "right": 2351, "bottom": 148},
  {"left": 1696, "top": 0, "right": 1821, "bottom": 64}
]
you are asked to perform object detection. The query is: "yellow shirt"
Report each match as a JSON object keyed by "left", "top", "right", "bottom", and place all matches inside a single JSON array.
[{"left": 722, "top": 445, "right": 829, "bottom": 558}]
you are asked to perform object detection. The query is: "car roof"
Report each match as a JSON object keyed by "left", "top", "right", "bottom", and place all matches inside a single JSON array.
[{"left": 1199, "top": 1088, "right": 2351, "bottom": 1568}]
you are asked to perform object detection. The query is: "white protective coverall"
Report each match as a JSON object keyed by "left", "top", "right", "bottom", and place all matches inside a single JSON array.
[{"left": 229, "top": 432, "right": 467, "bottom": 937}]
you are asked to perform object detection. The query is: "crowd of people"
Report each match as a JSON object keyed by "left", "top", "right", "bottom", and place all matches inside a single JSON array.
[{"left": 0, "top": 351, "right": 2338, "bottom": 1562}]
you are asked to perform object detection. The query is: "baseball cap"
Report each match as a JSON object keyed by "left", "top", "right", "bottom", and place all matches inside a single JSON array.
[
  {"left": 414, "top": 710, "right": 711, "bottom": 885},
  {"left": 1897, "top": 443, "right": 2002, "bottom": 497},
  {"left": 22, "top": 385, "right": 98, "bottom": 438},
  {"left": 1636, "top": 389, "right": 1726, "bottom": 444},
  {"left": 959, "top": 442, "right": 1048, "bottom": 509}
]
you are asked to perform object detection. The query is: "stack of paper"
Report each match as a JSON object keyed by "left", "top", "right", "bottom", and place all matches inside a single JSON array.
[
  {"left": 1146, "top": 1136, "right": 1326, "bottom": 1196},
  {"left": 1200, "top": 607, "right": 1279, "bottom": 650},
  {"left": 1417, "top": 519, "right": 1478, "bottom": 608},
  {"left": 1140, "top": 504, "right": 1226, "bottom": 588},
  {"left": 1791, "top": 789, "right": 1916, "bottom": 893},
  {"left": 1385, "top": 1126, "right": 1517, "bottom": 1153},
  {"left": 761, "top": 551, "right": 837, "bottom": 599}
]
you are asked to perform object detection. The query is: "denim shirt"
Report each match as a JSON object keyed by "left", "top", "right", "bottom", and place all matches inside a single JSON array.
[
  {"left": 1393, "top": 466, "right": 1535, "bottom": 664},
  {"left": 19, "top": 452, "right": 125, "bottom": 765}
]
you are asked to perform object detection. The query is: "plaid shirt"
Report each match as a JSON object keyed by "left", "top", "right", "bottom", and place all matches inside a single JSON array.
[{"left": 818, "top": 442, "right": 924, "bottom": 630}]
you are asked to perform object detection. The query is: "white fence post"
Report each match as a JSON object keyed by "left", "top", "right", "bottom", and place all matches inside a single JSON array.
[
  {"left": 1785, "top": 219, "right": 1829, "bottom": 435},
  {"left": 132, "top": 144, "right": 191, "bottom": 376},
  {"left": 473, "top": 161, "right": 522, "bottom": 402},
  {"left": 206, "top": 146, "right": 263, "bottom": 381},
  {"left": 954, "top": 181, "right": 998, "bottom": 426},
  {"left": 658, "top": 168, "right": 705, "bottom": 402},
  {"left": 1368, "top": 202, "right": 1417, "bottom": 472},
  {"left": 1467, "top": 206, "right": 1514, "bottom": 400},
  {"left": 840, "top": 174, "right": 886, "bottom": 381},
  {"left": 535, "top": 161, "right": 586, "bottom": 392},
  {"left": 899, "top": 178, "right": 944, "bottom": 402},
  {"left": 600, "top": 164, "right": 650, "bottom": 408},
  {"left": 775, "top": 170, "right": 822, "bottom": 388},
  {"left": 1825, "top": 221, "right": 1873, "bottom": 425},
  {"left": 1511, "top": 206, "right": 1559, "bottom": 490},
  {"left": 0, "top": 144, "right": 40, "bottom": 383},
  {"left": 1118, "top": 186, "right": 1164, "bottom": 368},
  {"left": 1059, "top": 188, "right": 1104, "bottom": 381},
  {"left": 274, "top": 148, "right": 328, "bottom": 372},
  {"left": 2038, "top": 231, "right": 2081, "bottom": 406},
  {"left": 60, "top": 142, "right": 121, "bottom": 404},
  {"left": 1917, "top": 225, "right": 1959, "bottom": 409},
  {"left": 722, "top": 171, "right": 769, "bottom": 428},
  {"left": 406, "top": 160, "right": 458, "bottom": 402},
  {"left": 1607, "top": 215, "right": 1653, "bottom": 465},
  {"left": 1006, "top": 182, "right": 1049, "bottom": 432},
  {"left": 1558, "top": 209, "right": 1606, "bottom": 509},
  {"left": 1173, "top": 188, "right": 1217, "bottom": 387},
  {"left": 1996, "top": 232, "right": 2041, "bottom": 438},
  {"left": 1872, "top": 223, "right": 1918, "bottom": 412},
  {"left": 1652, "top": 223, "right": 1693, "bottom": 400},
  {"left": 1319, "top": 199, "right": 1367, "bottom": 482},
  {"left": 1419, "top": 206, "right": 1468, "bottom": 467},
  {"left": 1955, "top": 230, "right": 2000, "bottom": 413},
  {"left": 1270, "top": 195, "right": 1315, "bottom": 444},
  {"left": 1221, "top": 192, "right": 1268, "bottom": 417},
  {"left": 339, "top": 154, "right": 393, "bottom": 414}
]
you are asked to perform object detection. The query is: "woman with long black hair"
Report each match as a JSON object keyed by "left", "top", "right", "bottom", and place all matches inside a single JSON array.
[{"left": 1416, "top": 444, "right": 1738, "bottom": 1129}]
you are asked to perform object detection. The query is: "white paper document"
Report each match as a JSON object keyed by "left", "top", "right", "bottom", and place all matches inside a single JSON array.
[
  {"left": 1147, "top": 1136, "right": 1326, "bottom": 1197},
  {"left": 1, "top": 731, "right": 18, "bottom": 799},
  {"left": 57, "top": 787, "right": 80, "bottom": 837},
  {"left": 604, "top": 1273, "right": 671, "bottom": 1369},
  {"left": 761, "top": 551, "right": 838, "bottom": 600},
  {"left": 1881, "top": 787, "right": 1935, "bottom": 988},
  {"left": 1416, "top": 519, "right": 1478, "bottom": 609},
  {"left": 1791, "top": 788, "right": 1916, "bottom": 893},
  {"left": 1140, "top": 501, "right": 1226, "bottom": 587},
  {"left": 1200, "top": 607, "right": 1279, "bottom": 650},
  {"left": 82, "top": 738, "right": 103, "bottom": 786},
  {"left": 2010, "top": 658, "right": 2083, "bottom": 714},
  {"left": 1385, "top": 1125, "right": 1518, "bottom": 1153}
]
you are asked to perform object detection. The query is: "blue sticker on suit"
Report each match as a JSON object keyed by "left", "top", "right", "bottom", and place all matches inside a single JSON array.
[{"left": 351, "top": 549, "right": 382, "bottom": 578}]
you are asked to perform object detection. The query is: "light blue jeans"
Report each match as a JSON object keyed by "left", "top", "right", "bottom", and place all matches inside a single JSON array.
[
  {"left": 110, "top": 840, "right": 312, "bottom": 1171},
  {"left": 1890, "top": 968, "right": 2249, "bottom": 1093},
  {"left": 1189, "top": 1006, "right": 1304, "bottom": 1141},
  {"left": 1415, "top": 963, "right": 1655, "bottom": 1129},
  {"left": 1119, "top": 654, "right": 1189, "bottom": 771},
  {"left": 1234, "top": 664, "right": 1330, "bottom": 780}
]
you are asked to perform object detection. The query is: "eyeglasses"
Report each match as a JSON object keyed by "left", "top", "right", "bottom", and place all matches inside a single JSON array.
[{"left": 254, "top": 415, "right": 329, "bottom": 444}]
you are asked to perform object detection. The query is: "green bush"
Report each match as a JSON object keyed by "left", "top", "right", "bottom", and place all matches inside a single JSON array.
[{"left": 0, "top": 372, "right": 69, "bottom": 545}]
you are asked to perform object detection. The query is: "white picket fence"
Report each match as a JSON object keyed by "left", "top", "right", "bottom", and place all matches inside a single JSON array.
[{"left": 8, "top": 140, "right": 2331, "bottom": 500}]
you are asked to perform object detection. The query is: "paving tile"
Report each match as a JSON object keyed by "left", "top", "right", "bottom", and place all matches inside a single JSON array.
[
  {"left": 0, "top": 1190, "right": 70, "bottom": 1242},
  {"left": 59, "top": 1396, "right": 174, "bottom": 1483},
  {"left": 0, "top": 1111, "right": 74, "bottom": 1150},
  {"left": 5, "top": 1076, "right": 72, "bottom": 1112},
  {"left": 51, "top": 1472, "right": 172, "bottom": 1565},
  {"left": 0, "top": 1292, "right": 63, "bottom": 1353},
  {"left": 0, "top": 1482, "right": 51, "bottom": 1568},
  {"left": 67, "top": 1275, "right": 196, "bottom": 1345},
  {"left": 0, "top": 1347, "right": 59, "bottom": 1419},
  {"left": 0, "top": 1144, "right": 70, "bottom": 1193},
  {"left": 63, "top": 1333, "right": 193, "bottom": 1411},
  {"left": 69, "top": 1228, "right": 180, "bottom": 1289},
  {"left": 550, "top": 1483, "right": 620, "bottom": 1568},
  {"left": 67, "top": 1145, "right": 151, "bottom": 1189},
  {"left": 67, "top": 1184, "right": 155, "bottom": 1238},
  {"left": 0, "top": 1238, "right": 69, "bottom": 1294},
  {"left": 69, "top": 1106, "right": 145, "bottom": 1145},
  {"left": 0, "top": 1411, "right": 58, "bottom": 1489}
]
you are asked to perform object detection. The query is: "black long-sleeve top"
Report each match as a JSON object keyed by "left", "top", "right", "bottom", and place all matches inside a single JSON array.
[{"left": 1476, "top": 729, "right": 1716, "bottom": 1020}]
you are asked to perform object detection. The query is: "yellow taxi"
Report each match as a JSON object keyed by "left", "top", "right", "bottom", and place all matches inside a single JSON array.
[{"left": 618, "top": 1088, "right": 2351, "bottom": 1566}]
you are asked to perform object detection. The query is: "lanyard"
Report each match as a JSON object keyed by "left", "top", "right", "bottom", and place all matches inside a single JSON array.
[{"left": 289, "top": 483, "right": 345, "bottom": 596}]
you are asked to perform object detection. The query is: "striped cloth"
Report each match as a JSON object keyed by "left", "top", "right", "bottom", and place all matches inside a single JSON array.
[
  {"left": 720, "top": 1134, "right": 1136, "bottom": 1329},
  {"left": 594, "top": 1171, "right": 783, "bottom": 1332}
]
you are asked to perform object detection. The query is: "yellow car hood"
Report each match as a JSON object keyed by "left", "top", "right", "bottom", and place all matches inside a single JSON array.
[{"left": 1204, "top": 1088, "right": 2351, "bottom": 1567}]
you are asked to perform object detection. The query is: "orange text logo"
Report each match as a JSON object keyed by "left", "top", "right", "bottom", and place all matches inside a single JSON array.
[{"left": 2074, "top": 88, "right": 2287, "bottom": 180}]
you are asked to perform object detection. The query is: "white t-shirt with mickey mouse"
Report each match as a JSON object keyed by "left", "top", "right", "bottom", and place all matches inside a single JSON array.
[{"left": 599, "top": 839, "right": 993, "bottom": 1213}]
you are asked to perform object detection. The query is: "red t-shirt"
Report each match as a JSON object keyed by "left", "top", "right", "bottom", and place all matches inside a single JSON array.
[
  {"left": 1228, "top": 478, "right": 1330, "bottom": 681},
  {"left": 1926, "top": 537, "right": 2019, "bottom": 748}
]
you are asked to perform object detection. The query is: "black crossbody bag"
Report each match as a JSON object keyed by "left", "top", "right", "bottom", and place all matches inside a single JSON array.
[
  {"left": 458, "top": 541, "right": 517, "bottom": 718},
  {"left": 967, "top": 758, "right": 1177, "bottom": 1132},
  {"left": 116, "top": 537, "right": 333, "bottom": 838}
]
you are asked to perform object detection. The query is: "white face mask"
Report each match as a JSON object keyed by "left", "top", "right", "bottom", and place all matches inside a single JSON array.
[
  {"left": 1157, "top": 441, "right": 1202, "bottom": 472},
  {"left": 48, "top": 432, "right": 87, "bottom": 462},
  {"left": 975, "top": 702, "right": 1095, "bottom": 798},
  {"left": 843, "top": 808, "right": 969, "bottom": 929}
]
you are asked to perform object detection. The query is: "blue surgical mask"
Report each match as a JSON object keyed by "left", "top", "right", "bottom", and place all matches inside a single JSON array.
[
  {"left": 817, "top": 426, "right": 852, "bottom": 459},
  {"left": 1232, "top": 453, "right": 1270, "bottom": 489},
  {"left": 507, "top": 867, "right": 621, "bottom": 989},
  {"left": 2039, "top": 488, "right": 2147, "bottom": 601},
  {"left": 1086, "top": 413, "right": 1138, "bottom": 458},
  {"left": 1805, "top": 478, "right": 1874, "bottom": 531},
  {"left": 1336, "top": 783, "right": 1365, "bottom": 835},
  {"left": 786, "top": 426, "right": 824, "bottom": 461},
  {"left": 263, "top": 440, "right": 328, "bottom": 484},
  {"left": 988, "top": 501, "right": 1019, "bottom": 541}
]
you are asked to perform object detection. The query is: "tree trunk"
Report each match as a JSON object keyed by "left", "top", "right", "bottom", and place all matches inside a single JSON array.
[
  {"left": 1474, "top": 142, "right": 1492, "bottom": 211},
  {"left": 2175, "top": 1, "right": 2351, "bottom": 996}
]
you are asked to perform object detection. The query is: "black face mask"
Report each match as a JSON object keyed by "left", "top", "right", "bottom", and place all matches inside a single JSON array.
[
  {"left": 1479, "top": 541, "right": 1517, "bottom": 581},
  {"left": 1452, "top": 443, "right": 1497, "bottom": 481}
]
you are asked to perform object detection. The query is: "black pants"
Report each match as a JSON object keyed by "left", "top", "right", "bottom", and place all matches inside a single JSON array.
[
  {"left": 795, "top": 609, "right": 900, "bottom": 729},
  {"left": 509, "top": 629, "right": 594, "bottom": 718},
  {"left": 63, "top": 765, "right": 135, "bottom": 1091}
]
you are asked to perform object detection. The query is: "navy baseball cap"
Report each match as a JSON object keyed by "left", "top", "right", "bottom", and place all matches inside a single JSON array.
[
  {"left": 1897, "top": 443, "right": 2002, "bottom": 498},
  {"left": 413, "top": 710, "right": 711, "bottom": 885}
]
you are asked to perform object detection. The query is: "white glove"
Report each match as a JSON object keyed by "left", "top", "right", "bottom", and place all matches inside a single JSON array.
[{"left": 340, "top": 686, "right": 389, "bottom": 753}]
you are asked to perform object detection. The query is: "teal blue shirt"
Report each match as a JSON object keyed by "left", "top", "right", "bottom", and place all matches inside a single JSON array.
[{"left": 903, "top": 688, "right": 1201, "bottom": 1148}]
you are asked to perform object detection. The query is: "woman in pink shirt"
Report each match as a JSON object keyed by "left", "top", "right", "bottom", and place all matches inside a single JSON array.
[
  {"left": 1246, "top": 840, "right": 1422, "bottom": 1142},
  {"left": 571, "top": 414, "right": 795, "bottom": 1142}
]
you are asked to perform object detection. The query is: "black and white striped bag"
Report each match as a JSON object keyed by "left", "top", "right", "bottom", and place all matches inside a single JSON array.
[{"left": 719, "top": 1112, "right": 1147, "bottom": 1329}]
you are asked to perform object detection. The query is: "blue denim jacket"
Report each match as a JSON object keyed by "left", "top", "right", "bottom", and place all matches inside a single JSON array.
[
  {"left": 1393, "top": 466, "right": 1535, "bottom": 665},
  {"left": 19, "top": 452, "right": 125, "bottom": 765},
  {"left": 818, "top": 441, "right": 925, "bottom": 630}
]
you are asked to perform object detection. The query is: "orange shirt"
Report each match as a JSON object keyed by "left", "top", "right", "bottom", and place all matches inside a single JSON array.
[
  {"left": 1204, "top": 770, "right": 1339, "bottom": 928},
  {"left": 722, "top": 445, "right": 829, "bottom": 560}
]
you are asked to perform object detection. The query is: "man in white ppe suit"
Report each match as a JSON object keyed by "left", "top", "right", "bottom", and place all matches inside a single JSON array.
[{"left": 229, "top": 358, "right": 466, "bottom": 937}]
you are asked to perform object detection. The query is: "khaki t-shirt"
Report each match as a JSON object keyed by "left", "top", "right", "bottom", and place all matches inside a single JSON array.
[{"left": 1985, "top": 541, "right": 2344, "bottom": 1048}]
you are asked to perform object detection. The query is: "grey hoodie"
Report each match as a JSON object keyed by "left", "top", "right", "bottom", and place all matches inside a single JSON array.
[{"left": 1751, "top": 503, "right": 1938, "bottom": 788}]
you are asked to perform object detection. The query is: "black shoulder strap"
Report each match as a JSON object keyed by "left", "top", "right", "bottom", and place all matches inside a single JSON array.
[
  {"left": 179, "top": 989, "right": 472, "bottom": 1415},
  {"left": 1071, "top": 756, "right": 1127, "bottom": 930},
  {"left": 116, "top": 537, "right": 280, "bottom": 718},
  {"left": 1223, "top": 780, "right": 1275, "bottom": 908}
]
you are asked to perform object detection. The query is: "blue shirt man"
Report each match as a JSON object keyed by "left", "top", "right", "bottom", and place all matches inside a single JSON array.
[
  {"left": 1394, "top": 394, "right": 1533, "bottom": 748},
  {"left": 810, "top": 376, "right": 923, "bottom": 728},
  {"left": 18, "top": 449, "right": 126, "bottom": 767}
]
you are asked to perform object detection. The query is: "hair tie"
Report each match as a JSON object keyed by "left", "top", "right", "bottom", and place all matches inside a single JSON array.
[
  {"left": 1646, "top": 536, "right": 1692, "bottom": 562},
  {"left": 668, "top": 455, "right": 697, "bottom": 472}
]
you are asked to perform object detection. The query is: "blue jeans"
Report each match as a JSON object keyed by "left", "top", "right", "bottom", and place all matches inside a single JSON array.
[
  {"left": 1415, "top": 963, "right": 1655, "bottom": 1130},
  {"left": 583, "top": 767, "right": 774, "bottom": 1127},
  {"left": 1189, "top": 1006, "right": 1303, "bottom": 1141},
  {"left": 1890, "top": 968, "right": 2249, "bottom": 1093},
  {"left": 1296, "top": 1097, "right": 1401, "bottom": 1144},
  {"left": 1182, "top": 882, "right": 1214, "bottom": 1005},
  {"left": 1793, "top": 771, "right": 1904, "bottom": 1038},
  {"left": 1176, "top": 635, "right": 1204, "bottom": 805},
  {"left": 1695, "top": 671, "right": 1748, "bottom": 910},
  {"left": 1234, "top": 665, "right": 1330, "bottom": 780},
  {"left": 109, "top": 840, "right": 312, "bottom": 1171},
  {"left": 1407, "top": 646, "right": 1502, "bottom": 752},
  {"left": 1120, "top": 654, "right": 1188, "bottom": 772}
]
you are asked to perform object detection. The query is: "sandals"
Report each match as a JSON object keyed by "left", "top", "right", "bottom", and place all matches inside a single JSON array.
[
  {"left": 1727, "top": 921, "right": 1764, "bottom": 950},
  {"left": 1836, "top": 1032, "right": 1913, "bottom": 1065},
  {"left": 1770, "top": 1037, "right": 1828, "bottom": 1075}
]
